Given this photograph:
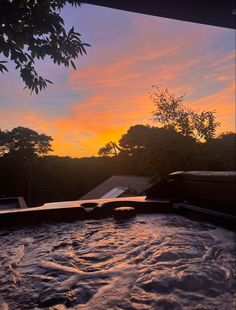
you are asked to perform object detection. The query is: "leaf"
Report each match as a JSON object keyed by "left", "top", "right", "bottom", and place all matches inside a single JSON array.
[
  {"left": 0, "top": 63, "right": 8, "bottom": 73},
  {"left": 70, "top": 60, "right": 76, "bottom": 70},
  {"left": 81, "top": 44, "right": 87, "bottom": 55},
  {"left": 68, "top": 26, "right": 74, "bottom": 37},
  {"left": 0, "top": 1, "right": 91, "bottom": 93},
  {"left": 45, "top": 79, "right": 53, "bottom": 84}
]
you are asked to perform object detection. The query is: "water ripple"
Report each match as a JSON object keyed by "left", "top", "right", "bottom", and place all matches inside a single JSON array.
[{"left": 0, "top": 214, "right": 235, "bottom": 309}]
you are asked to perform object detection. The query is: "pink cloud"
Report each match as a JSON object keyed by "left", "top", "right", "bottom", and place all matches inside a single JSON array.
[{"left": 0, "top": 11, "right": 234, "bottom": 157}]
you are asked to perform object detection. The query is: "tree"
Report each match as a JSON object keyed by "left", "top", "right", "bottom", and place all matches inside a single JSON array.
[
  {"left": 0, "top": 126, "right": 53, "bottom": 158},
  {"left": 192, "top": 111, "right": 221, "bottom": 142},
  {"left": 119, "top": 125, "right": 156, "bottom": 155},
  {"left": 119, "top": 125, "right": 198, "bottom": 179},
  {"left": 0, "top": 126, "right": 53, "bottom": 205},
  {"left": 0, "top": 129, "right": 8, "bottom": 156},
  {"left": 0, "top": 0, "right": 90, "bottom": 93},
  {"left": 151, "top": 87, "right": 220, "bottom": 142},
  {"left": 98, "top": 141, "right": 121, "bottom": 157},
  {"left": 199, "top": 132, "right": 236, "bottom": 170}
]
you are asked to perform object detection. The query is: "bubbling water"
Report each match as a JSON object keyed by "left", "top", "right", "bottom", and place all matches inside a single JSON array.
[{"left": 0, "top": 214, "right": 235, "bottom": 309}]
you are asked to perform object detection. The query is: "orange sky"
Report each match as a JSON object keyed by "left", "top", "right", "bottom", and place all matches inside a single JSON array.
[{"left": 0, "top": 4, "right": 235, "bottom": 157}]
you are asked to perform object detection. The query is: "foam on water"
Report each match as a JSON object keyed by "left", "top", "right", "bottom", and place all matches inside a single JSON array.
[{"left": 0, "top": 214, "right": 235, "bottom": 309}]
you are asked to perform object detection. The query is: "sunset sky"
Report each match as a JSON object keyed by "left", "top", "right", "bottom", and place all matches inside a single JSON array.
[{"left": 0, "top": 3, "right": 235, "bottom": 157}]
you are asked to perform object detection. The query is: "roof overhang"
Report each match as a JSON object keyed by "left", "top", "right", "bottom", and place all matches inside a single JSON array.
[{"left": 83, "top": 0, "right": 235, "bottom": 29}]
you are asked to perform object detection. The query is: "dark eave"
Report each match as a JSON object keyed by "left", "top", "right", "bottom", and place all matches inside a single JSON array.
[{"left": 83, "top": 0, "right": 235, "bottom": 29}]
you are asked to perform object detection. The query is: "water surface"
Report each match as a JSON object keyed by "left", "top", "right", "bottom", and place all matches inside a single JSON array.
[{"left": 0, "top": 214, "right": 235, "bottom": 309}]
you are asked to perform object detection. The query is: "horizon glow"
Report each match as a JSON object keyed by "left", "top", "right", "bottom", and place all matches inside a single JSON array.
[{"left": 0, "top": 4, "right": 235, "bottom": 157}]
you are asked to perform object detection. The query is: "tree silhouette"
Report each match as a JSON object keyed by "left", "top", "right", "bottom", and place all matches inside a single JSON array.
[
  {"left": 0, "top": 127, "right": 52, "bottom": 158},
  {"left": 0, "top": 129, "right": 8, "bottom": 156},
  {"left": 192, "top": 110, "right": 220, "bottom": 142},
  {"left": 0, "top": 126, "right": 235, "bottom": 207},
  {"left": 0, "top": 126, "right": 53, "bottom": 205},
  {"left": 199, "top": 132, "right": 236, "bottom": 170},
  {"left": 0, "top": 0, "right": 90, "bottom": 93},
  {"left": 119, "top": 125, "right": 198, "bottom": 179},
  {"left": 98, "top": 141, "right": 121, "bottom": 157},
  {"left": 151, "top": 87, "right": 220, "bottom": 142},
  {"left": 119, "top": 125, "right": 155, "bottom": 155}
]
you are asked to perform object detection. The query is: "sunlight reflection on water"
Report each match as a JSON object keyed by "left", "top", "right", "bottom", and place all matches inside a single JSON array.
[{"left": 0, "top": 214, "right": 235, "bottom": 309}]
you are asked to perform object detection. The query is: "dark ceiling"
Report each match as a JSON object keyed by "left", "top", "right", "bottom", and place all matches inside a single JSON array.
[{"left": 83, "top": 0, "right": 235, "bottom": 29}]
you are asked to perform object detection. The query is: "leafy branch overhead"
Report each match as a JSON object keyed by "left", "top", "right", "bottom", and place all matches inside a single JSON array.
[{"left": 0, "top": 0, "right": 90, "bottom": 93}]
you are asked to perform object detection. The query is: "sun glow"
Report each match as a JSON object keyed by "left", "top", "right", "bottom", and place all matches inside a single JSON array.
[{"left": 0, "top": 5, "right": 235, "bottom": 157}]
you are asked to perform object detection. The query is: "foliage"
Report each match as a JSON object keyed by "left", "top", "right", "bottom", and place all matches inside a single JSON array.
[
  {"left": 198, "top": 132, "right": 236, "bottom": 170},
  {"left": 0, "top": 125, "right": 235, "bottom": 207},
  {"left": 0, "top": 126, "right": 53, "bottom": 158},
  {"left": 99, "top": 124, "right": 235, "bottom": 181},
  {"left": 192, "top": 111, "right": 221, "bottom": 142},
  {"left": 98, "top": 141, "right": 121, "bottom": 157},
  {"left": 151, "top": 87, "right": 220, "bottom": 142},
  {"left": 119, "top": 125, "right": 199, "bottom": 179},
  {"left": 0, "top": 129, "right": 8, "bottom": 156},
  {"left": 0, "top": 0, "right": 90, "bottom": 93},
  {"left": 0, "top": 152, "right": 138, "bottom": 206}
]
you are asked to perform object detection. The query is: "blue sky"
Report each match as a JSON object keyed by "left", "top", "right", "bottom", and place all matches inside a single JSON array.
[{"left": 0, "top": 3, "right": 235, "bottom": 157}]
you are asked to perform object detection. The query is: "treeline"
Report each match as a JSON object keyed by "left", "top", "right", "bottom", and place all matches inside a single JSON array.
[
  {"left": 0, "top": 154, "right": 138, "bottom": 206},
  {"left": 0, "top": 88, "right": 235, "bottom": 207},
  {"left": 99, "top": 125, "right": 236, "bottom": 177},
  {"left": 98, "top": 87, "right": 235, "bottom": 179},
  {"left": 0, "top": 125, "right": 236, "bottom": 206},
  {"left": 0, "top": 126, "right": 235, "bottom": 207}
]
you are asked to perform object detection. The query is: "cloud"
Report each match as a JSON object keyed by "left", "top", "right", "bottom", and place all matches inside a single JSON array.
[
  {"left": 0, "top": 6, "right": 235, "bottom": 157},
  {"left": 189, "top": 83, "right": 235, "bottom": 133}
]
